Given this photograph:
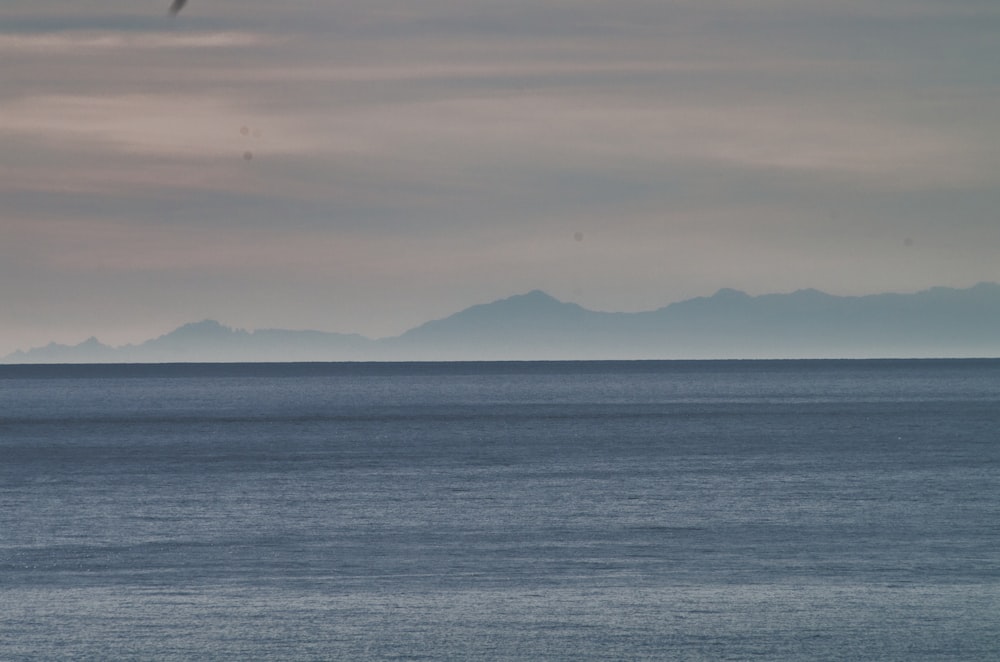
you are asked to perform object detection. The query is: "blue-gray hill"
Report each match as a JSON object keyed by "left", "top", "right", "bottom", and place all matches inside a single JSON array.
[{"left": 4, "top": 283, "right": 1000, "bottom": 362}]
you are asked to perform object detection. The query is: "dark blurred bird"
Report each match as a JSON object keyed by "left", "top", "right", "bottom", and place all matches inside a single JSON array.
[{"left": 168, "top": 0, "right": 187, "bottom": 15}]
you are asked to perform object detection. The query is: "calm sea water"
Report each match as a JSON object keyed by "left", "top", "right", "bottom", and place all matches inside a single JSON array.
[{"left": 1, "top": 360, "right": 998, "bottom": 660}]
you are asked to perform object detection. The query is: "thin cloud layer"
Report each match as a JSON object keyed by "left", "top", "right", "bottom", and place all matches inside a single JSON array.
[
  {"left": 1, "top": 0, "right": 999, "bottom": 353},
  {"left": 0, "top": 30, "right": 268, "bottom": 53}
]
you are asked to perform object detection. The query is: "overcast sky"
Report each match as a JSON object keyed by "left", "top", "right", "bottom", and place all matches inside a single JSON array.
[{"left": 2, "top": 0, "right": 999, "bottom": 352}]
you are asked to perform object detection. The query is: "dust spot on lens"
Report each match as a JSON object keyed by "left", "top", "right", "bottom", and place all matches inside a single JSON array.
[
  {"left": 243, "top": 151, "right": 253, "bottom": 160},
  {"left": 240, "top": 126, "right": 250, "bottom": 136},
  {"left": 574, "top": 232, "right": 584, "bottom": 242}
]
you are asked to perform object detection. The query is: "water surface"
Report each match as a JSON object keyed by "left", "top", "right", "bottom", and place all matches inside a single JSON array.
[{"left": 2, "top": 360, "right": 998, "bottom": 659}]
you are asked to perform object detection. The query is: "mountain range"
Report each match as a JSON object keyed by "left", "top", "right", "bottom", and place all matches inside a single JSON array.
[{"left": 5, "top": 283, "right": 1000, "bottom": 362}]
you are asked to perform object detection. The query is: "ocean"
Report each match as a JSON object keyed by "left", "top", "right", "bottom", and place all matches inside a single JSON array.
[{"left": 1, "top": 360, "right": 998, "bottom": 660}]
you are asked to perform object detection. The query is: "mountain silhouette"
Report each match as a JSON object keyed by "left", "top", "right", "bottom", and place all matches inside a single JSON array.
[
  {"left": 5, "top": 283, "right": 1000, "bottom": 362},
  {"left": 384, "top": 290, "right": 627, "bottom": 358}
]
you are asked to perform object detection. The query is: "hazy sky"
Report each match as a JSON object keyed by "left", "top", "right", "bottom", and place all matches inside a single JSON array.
[{"left": 2, "top": 1, "right": 999, "bottom": 352}]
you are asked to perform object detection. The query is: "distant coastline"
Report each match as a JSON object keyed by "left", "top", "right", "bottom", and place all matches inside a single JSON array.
[
  {"left": 3, "top": 358, "right": 1000, "bottom": 382},
  {"left": 5, "top": 282, "right": 1000, "bottom": 363}
]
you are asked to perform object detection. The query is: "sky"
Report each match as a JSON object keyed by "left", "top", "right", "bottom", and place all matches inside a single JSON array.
[{"left": 2, "top": 0, "right": 999, "bottom": 352}]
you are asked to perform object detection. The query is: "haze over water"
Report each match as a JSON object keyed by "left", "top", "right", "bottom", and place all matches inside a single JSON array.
[{"left": 2, "top": 360, "right": 999, "bottom": 659}]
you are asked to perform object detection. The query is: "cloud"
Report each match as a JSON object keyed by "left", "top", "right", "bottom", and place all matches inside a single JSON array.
[
  {"left": 0, "top": 31, "right": 270, "bottom": 54},
  {"left": 0, "top": 92, "right": 310, "bottom": 160},
  {"left": 1, "top": 0, "right": 999, "bottom": 353}
]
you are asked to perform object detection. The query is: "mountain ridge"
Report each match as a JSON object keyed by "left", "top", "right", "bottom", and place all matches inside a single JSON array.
[{"left": 5, "top": 282, "right": 1000, "bottom": 362}]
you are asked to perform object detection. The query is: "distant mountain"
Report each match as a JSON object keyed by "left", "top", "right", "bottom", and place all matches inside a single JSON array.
[
  {"left": 3, "top": 320, "right": 373, "bottom": 364},
  {"left": 383, "top": 290, "right": 637, "bottom": 359},
  {"left": 3, "top": 337, "right": 119, "bottom": 364},
  {"left": 117, "top": 320, "right": 373, "bottom": 363},
  {"left": 649, "top": 282, "right": 1000, "bottom": 357},
  {"left": 5, "top": 283, "right": 1000, "bottom": 362},
  {"left": 380, "top": 282, "right": 1000, "bottom": 359}
]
